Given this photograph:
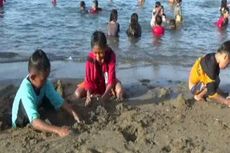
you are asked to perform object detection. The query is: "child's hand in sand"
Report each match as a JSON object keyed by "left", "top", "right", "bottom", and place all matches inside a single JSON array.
[
  {"left": 56, "top": 126, "right": 70, "bottom": 137},
  {"left": 85, "top": 91, "right": 92, "bottom": 107},
  {"left": 194, "top": 95, "right": 205, "bottom": 102},
  {"left": 72, "top": 112, "right": 83, "bottom": 124},
  {"left": 100, "top": 94, "right": 109, "bottom": 104}
]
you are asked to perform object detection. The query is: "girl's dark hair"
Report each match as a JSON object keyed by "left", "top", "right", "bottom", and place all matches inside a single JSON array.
[
  {"left": 28, "top": 49, "right": 50, "bottom": 74},
  {"left": 91, "top": 31, "right": 107, "bottom": 49},
  {"left": 155, "top": 1, "right": 161, "bottom": 7},
  {"left": 221, "top": 0, "right": 227, "bottom": 8},
  {"left": 110, "top": 9, "right": 118, "bottom": 22},
  {"left": 93, "top": 0, "right": 98, "bottom": 8},
  {"left": 80, "top": 1, "right": 85, "bottom": 8},
  {"left": 217, "top": 40, "right": 230, "bottom": 55},
  {"left": 131, "top": 13, "right": 138, "bottom": 27},
  {"left": 155, "top": 15, "right": 162, "bottom": 25}
]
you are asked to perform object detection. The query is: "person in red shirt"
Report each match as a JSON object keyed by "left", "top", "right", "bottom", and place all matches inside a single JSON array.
[
  {"left": 75, "top": 31, "right": 124, "bottom": 106},
  {"left": 216, "top": 8, "right": 229, "bottom": 28},
  {"left": 89, "top": 0, "right": 102, "bottom": 14},
  {"left": 152, "top": 15, "right": 165, "bottom": 36},
  {"left": 0, "top": 0, "right": 4, "bottom": 7}
]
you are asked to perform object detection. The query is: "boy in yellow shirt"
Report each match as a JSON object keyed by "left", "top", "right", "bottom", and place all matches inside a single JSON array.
[{"left": 189, "top": 40, "right": 230, "bottom": 106}]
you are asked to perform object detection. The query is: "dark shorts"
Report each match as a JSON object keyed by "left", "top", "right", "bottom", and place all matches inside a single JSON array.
[{"left": 15, "top": 97, "right": 55, "bottom": 127}]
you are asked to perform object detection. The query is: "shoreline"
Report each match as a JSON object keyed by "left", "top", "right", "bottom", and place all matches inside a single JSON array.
[{"left": 1, "top": 60, "right": 230, "bottom": 88}]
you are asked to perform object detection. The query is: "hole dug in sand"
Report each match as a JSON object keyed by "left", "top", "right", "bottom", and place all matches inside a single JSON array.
[{"left": 121, "top": 125, "right": 138, "bottom": 143}]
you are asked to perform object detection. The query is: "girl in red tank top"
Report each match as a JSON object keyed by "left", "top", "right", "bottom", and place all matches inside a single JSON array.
[{"left": 152, "top": 15, "right": 165, "bottom": 36}]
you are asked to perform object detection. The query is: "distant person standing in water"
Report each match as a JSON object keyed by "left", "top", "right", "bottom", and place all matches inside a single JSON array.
[
  {"left": 80, "top": 1, "right": 88, "bottom": 13},
  {"left": 152, "top": 15, "right": 165, "bottom": 36},
  {"left": 174, "top": 0, "right": 182, "bottom": 23},
  {"left": 216, "top": 7, "right": 229, "bottom": 28},
  {"left": 127, "top": 13, "right": 142, "bottom": 38},
  {"left": 0, "top": 0, "right": 5, "bottom": 7},
  {"left": 89, "top": 0, "right": 102, "bottom": 14},
  {"left": 52, "top": 0, "right": 57, "bottom": 6},
  {"left": 107, "top": 9, "right": 120, "bottom": 37}
]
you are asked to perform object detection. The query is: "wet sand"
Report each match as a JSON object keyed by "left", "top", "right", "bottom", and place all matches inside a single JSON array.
[{"left": 1, "top": 79, "right": 230, "bottom": 153}]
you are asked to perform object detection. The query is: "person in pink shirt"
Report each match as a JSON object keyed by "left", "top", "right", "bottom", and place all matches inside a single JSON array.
[
  {"left": 216, "top": 8, "right": 229, "bottom": 28},
  {"left": 75, "top": 31, "right": 124, "bottom": 106},
  {"left": 0, "top": 0, "right": 5, "bottom": 7},
  {"left": 152, "top": 15, "right": 165, "bottom": 36},
  {"left": 89, "top": 0, "right": 102, "bottom": 14}
]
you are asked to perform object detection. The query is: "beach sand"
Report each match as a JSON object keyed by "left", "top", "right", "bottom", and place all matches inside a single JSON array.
[{"left": 0, "top": 79, "right": 230, "bottom": 153}]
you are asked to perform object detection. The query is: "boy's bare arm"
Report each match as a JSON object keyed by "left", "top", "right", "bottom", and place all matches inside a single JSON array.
[
  {"left": 32, "top": 119, "right": 70, "bottom": 137},
  {"left": 61, "top": 103, "right": 82, "bottom": 123}
]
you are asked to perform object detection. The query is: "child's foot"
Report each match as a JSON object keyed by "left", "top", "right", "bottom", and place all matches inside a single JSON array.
[{"left": 194, "top": 95, "right": 204, "bottom": 102}]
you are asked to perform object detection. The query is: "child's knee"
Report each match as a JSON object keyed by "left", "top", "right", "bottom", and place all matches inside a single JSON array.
[
  {"left": 75, "top": 89, "right": 82, "bottom": 99},
  {"left": 115, "top": 82, "right": 124, "bottom": 95}
]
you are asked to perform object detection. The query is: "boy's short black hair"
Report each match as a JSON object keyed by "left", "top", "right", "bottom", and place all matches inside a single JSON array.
[
  {"left": 91, "top": 31, "right": 107, "bottom": 49},
  {"left": 28, "top": 49, "right": 50, "bottom": 74},
  {"left": 155, "top": 1, "right": 161, "bottom": 7},
  {"left": 155, "top": 15, "right": 162, "bottom": 25},
  {"left": 217, "top": 40, "right": 230, "bottom": 55}
]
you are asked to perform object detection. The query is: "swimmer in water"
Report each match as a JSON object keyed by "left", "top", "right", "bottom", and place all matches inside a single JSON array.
[
  {"left": 152, "top": 15, "right": 165, "bottom": 36},
  {"left": 107, "top": 9, "right": 120, "bottom": 37},
  {"left": 127, "top": 13, "right": 142, "bottom": 38},
  {"left": 80, "top": 1, "right": 88, "bottom": 13},
  {"left": 174, "top": 0, "right": 183, "bottom": 23},
  {"left": 216, "top": 7, "right": 229, "bottom": 28},
  {"left": 89, "top": 0, "right": 102, "bottom": 14}
]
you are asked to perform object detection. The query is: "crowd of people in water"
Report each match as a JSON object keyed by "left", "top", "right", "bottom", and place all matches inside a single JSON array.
[
  {"left": 1, "top": 0, "right": 230, "bottom": 138},
  {"left": 79, "top": 0, "right": 183, "bottom": 37}
]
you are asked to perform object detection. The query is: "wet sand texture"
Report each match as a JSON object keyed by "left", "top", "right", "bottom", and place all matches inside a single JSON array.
[{"left": 0, "top": 80, "right": 230, "bottom": 153}]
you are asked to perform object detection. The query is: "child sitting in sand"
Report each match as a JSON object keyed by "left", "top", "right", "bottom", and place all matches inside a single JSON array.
[
  {"left": 152, "top": 15, "right": 165, "bottom": 36},
  {"left": 216, "top": 7, "right": 229, "bottom": 28},
  {"left": 107, "top": 9, "right": 120, "bottom": 37},
  {"left": 89, "top": 0, "right": 102, "bottom": 14},
  {"left": 127, "top": 13, "right": 142, "bottom": 38},
  {"left": 11, "top": 49, "right": 82, "bottom": 137},
  {"left": 75, "top": 31, "right": 124, "bottom": 106},
  {"left": 189, "top": 40, "right": 230, "bottom": 106},
  {"left": 174, "top": 0, "right": 182, "bottom": 23}
]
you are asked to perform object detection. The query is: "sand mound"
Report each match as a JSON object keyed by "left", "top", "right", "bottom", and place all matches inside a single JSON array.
[{"left": 0, "top": 80, "right": 230, "bottom": 153}]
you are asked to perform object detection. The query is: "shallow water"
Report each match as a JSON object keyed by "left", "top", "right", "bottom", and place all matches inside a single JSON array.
[
  {"left": 1, "top": 0, "right": 230, "bottom": 85},
  {"left": 0, "top": 0, "right": 229, "bottom": 65}
]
